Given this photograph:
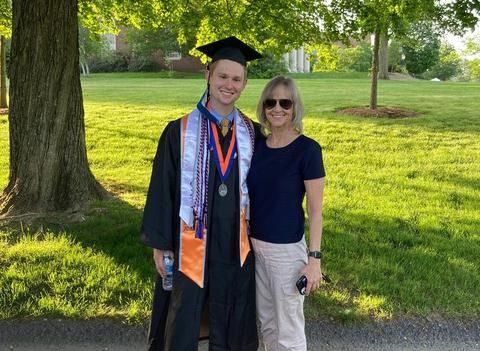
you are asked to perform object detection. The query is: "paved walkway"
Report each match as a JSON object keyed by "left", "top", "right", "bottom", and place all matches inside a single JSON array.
[{"left": 1, "top": 318, "right": 479, "bottom": 351}]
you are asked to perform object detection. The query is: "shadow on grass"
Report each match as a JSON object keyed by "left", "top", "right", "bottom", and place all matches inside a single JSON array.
[
  {"left": 0, "top": 192, "right": 154, "bottom": 322},
  {"left": 103, "top": 180, "right": 150, "bottom": 198},
  {"left": 316, "top": 206, "right": 480, "bottom": 321},
  {"left": 447, "top": 174, "right": 480, "bottom": 193},
  {"left": 68, "top": 199, "right": 150, "bottom": 272},
  {"left": 2, "top": 183, "right": 479, "bottom": 322}
]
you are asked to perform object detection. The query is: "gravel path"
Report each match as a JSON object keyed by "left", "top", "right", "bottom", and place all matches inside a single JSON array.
[{"left": 1, "top": 318, "right": 479, "bottom": 351}]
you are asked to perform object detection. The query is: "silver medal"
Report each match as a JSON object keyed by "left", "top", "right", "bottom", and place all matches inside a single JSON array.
[{"left": 218, "top": 183, "right": 228, "bottom": 197}]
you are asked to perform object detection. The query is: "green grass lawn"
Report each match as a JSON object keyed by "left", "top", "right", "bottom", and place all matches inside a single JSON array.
[{"left": 0, "top": 72, "right": 479, "bottom": 323}]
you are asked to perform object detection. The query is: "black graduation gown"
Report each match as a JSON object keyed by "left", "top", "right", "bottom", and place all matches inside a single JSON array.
[{"left": 140, "top": 117, "right": 259, "bottom": 351}]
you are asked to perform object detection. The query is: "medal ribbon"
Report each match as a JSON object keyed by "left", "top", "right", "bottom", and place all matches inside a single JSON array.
[
  {"left": 209, "top": 121, "right": 237, "bottom": 183},
  {"left": 197, "top": 91, "right": 237, "bottom": 184}
]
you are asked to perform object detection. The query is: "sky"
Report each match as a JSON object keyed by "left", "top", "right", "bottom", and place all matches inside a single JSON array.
[{"left": 444, "top": 27, "right": 479, "bottom": 53}]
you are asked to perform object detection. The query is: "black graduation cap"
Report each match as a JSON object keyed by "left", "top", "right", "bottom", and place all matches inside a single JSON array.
[{"left": 196, "top": 36, "right": 262, "bottom": 66}]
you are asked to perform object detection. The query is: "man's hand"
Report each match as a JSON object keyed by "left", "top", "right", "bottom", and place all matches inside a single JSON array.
[
  {"left": 153, "top": 249, "right": 174, "bottom": 278},
  {"left": 299, "top": 257, "right": 321, "bottom": 296}
]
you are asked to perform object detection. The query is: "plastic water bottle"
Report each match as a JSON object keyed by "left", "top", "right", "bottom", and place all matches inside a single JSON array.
[{"left": 162, "top": 252, "right": 174, "bottom": 291}]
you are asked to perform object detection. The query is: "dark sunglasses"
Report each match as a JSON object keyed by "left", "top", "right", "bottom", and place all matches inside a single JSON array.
[{"left": 264, "top": 98, "right": 293, "bottom": 110}]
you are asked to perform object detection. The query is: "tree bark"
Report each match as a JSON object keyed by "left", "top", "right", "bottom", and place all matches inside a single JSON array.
[
  {"left": 0, "top": 35, "right": 7, "bottom": 108},
  {"left": 1, "top": 0, "right": 108, "bottom": 217},
  {"left": 378, "top": 32, "right": 389, "bottom": 80},
  {"left": 370, "top": 30, "right": 380, "bottom": 110}
]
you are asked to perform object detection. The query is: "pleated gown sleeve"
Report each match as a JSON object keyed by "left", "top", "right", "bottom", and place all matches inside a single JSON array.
[
  {"left": 140, "top": 119, "right": 182, "bottom": 351},
  {"left": 140, "top": 120, "right": 181, "bottom": 250}
]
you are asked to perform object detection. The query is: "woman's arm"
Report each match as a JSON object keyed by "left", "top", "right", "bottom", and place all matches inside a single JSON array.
[{"left": 300, "top": 176, "right": 325, "bottom": 296}]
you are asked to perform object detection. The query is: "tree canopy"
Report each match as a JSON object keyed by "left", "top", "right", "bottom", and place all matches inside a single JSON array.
[
  {"left": 156, "top": 0, "right": 328, "bottom": 60},
  {"left": 2, "top": 0, "right": 480, "bottom": 216},
  {"left": 0, "top": 1, "right": 10, "bottom": 37},
  {"left": 402, "top": 21, "right": 441, "bottom": 75},
  {"left": 78, "top": 0, "right": 329, "bottom": 59}
]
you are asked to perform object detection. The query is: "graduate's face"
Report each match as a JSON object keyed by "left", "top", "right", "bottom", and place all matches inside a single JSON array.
[
  {"left": 265, "top": 84, "right": 294, "bottom": 131},
  {"left": 207, "top": 59, "right": 247, "bottom": 114}
]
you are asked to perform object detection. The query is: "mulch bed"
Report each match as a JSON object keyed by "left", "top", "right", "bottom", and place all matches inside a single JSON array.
[{"left": 337, "top": 106, "right": 418, "bottom": 118}]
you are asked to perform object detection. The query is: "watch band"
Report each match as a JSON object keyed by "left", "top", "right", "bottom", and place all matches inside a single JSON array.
[{"left": 308, "top": 250, "right": 322, "bottom": 259}]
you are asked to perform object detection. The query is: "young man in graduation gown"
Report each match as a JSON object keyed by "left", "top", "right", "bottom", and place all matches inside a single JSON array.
[{"left": 140, "top": 37, "right": 262, "bottom": 351}]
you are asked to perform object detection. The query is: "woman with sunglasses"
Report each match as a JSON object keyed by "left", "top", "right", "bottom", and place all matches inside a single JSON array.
[{"left": 247, "top": 75, "right": 326, "bottom": 351}]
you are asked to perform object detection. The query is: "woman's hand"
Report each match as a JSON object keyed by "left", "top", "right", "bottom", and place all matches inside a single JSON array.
[{"left": 300, "top": 257, "right": 322, "bottom": 296}]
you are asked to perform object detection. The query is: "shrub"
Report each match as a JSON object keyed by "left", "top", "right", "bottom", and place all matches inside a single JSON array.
[
  {"left": 420, "top": 44, "right": 460, "bottom": 81},
  {"left": 349, "top": 42, "right": 372, "bottom": 72},
  {"left": 248, "top": 52, "right": 287, "bottom": 79},
  {"left": 127, "top": 56, "right": 159, "bottom": 72},
  {"left": 309, "top": 43, "right": 371, "bottom": 73},
  {"left": 466, "top": 58, "right": 480, "bottom": 81},
  {"left": 310, "top": 43, "right": 340, "bottom": 72},
  {"left": 88, "top": 52, "right": 129, "bottom": 73}
]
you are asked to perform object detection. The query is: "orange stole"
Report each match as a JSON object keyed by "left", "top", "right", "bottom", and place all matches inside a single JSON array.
[
  {"left": 179, "top": 222, "right": 207, "bottom": 288},
  {"left": 179, "top": 213, "right": 251, "bottom": 288},
  {"left": 239, "top": 210, "right": 250, "bottom": 266},
  {"left": 178, "top": 113, "right": 252, "bottom": 288}
]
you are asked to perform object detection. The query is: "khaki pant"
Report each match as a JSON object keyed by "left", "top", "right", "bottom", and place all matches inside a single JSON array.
[{"left": 251, "top": 237, "right": 308, "bottom": 351}]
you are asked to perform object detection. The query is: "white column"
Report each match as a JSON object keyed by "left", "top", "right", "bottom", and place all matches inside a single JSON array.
[
  {"left": 283, "top": 53, "right": 290, "bottom": 72},
  {"left": 289, "top": 49, "right": 297, "bottom": 73},
  {"left": 296, "top": 47, "right": 304, "bottom": 73}
]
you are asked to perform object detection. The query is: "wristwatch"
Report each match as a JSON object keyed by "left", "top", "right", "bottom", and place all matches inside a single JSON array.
[{"left": 308, "top": 250, "right": 322, "bottom": 259}]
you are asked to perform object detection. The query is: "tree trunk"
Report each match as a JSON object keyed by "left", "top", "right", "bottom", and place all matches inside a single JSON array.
[
  {"left": 0, "top": 0, "right": 108, "bottom": 217},
  {"left": 370, "top": 30, "right": 380, "bottom": 110},
  {"left": 378, "top": 32, "right": 389, "bottom": 80},
  {"left": 0, "top": 35, "right": 7, "bottom": 108}
]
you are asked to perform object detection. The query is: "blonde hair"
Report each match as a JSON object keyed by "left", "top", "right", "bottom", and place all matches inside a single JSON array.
[{"left": 256, "top": 75, "right": 304, "bottom": 134}]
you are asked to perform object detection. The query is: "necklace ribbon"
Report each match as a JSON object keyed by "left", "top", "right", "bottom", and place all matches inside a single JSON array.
[
  {"left": 197, "top": 92, "right": 217, "bottom": 124},
  {"left": 209, "top": 120, "right": 237, "bottom": 183},
  {"left": 197, "top": 91, "right": 237, "bottom": 184}
]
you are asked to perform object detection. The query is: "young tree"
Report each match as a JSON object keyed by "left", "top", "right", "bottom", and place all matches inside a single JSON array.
[{"left": 321, "top": 0, "right": 479, "bottom": 109}]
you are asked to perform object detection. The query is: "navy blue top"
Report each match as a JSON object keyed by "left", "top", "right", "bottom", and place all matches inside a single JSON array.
[{"left": 247, "top": 135, "right": 325, "bottom": 244}]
